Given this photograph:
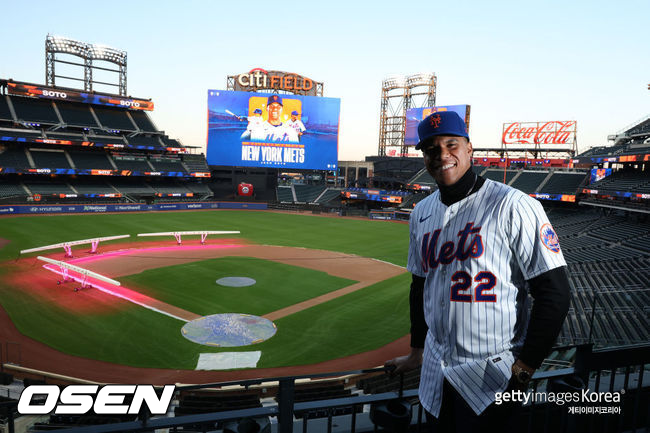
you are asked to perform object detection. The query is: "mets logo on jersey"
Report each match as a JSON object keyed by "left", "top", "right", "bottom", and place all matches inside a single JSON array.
[{"left": 540, "top": 223, "right": 560, "bottom": 253}]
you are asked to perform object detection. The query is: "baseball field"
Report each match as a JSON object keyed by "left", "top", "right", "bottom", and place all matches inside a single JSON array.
[{"left": 0, "top": 210, "right": 411, "bottom": 381}]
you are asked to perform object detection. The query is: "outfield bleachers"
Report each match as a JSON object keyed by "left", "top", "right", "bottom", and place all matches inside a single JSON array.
[
  {"left": 483, "top": 168, "right": 518, "bottom": 184},
  {"left": 109, "top": 178, "right": 156, "bottom": 195},
  {"left": 24, "top": 179, "right": 74, "bottom": 195},
  {"left": 29, "top": 149, "right": 71, "bottom": 168},
  {"left": 9, "top": 96, "right": 60, "bottom": 124},
  {"left": 182, "top": 154, "right": 210, "bottom": 172},
  {"left": 510, "top": 171, "right": 549, "bottom": 193},
  {"left": 56, "top": 101, "right": 100, "bottom": 128},
  {"left": 129, "top": 110, "right": 158, "bottom": 132},
  {"left": 150, "top": 181, "right": 192, "bottom": 195},
  {"left": 540, "top": 172, "right": 587, "bottom": 194},
  {"left": 127, "top": 135, "right": 164, "bottom": 148},
  {"left": 277, "top": 186, "right": 293, "bottom": 202},
  {"left": 294, "top": 184, "right": 326, "bottom": 203},
  {"left": 0, "top": 181, "right": 27, "bottom": 197},
  {"left": 148, "top": 156, "right": 187, "bottom": 173},
  {"left": 70, "top": 180, "right": 118, "bottom": 195},
  {"left": 68, "top": 150, "right": 114, "bottom": 170},
  {"left": 0, "top": 146, "right": 31, "bottom": 168},
  {"left": 112, "top": 155, "right": 152, "bottom": 172},
  {"left": 315, "top": 188, "right": 343, "bottom": 204},
  {"left": 409, "top": 168, "right": 435, "bottom": 186},
  {"left": 92, "top": 106, "right": 136, "bottom": 131},
  {"left": 0, "top": 96, "right": 14, "bottom": 121},
  {"left": 589, "top": 170, "right": 649, "bottom": 192}
]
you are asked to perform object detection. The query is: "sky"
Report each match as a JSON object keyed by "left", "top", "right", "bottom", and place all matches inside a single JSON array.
[{"left": 1, "top": 0, "right": 648, "bottom": 160}]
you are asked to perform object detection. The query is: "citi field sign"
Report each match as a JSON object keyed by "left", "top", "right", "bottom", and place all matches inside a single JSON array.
[
  {"left": 231, "top": 69, "right": 320, "bottom": 96},
  {"left": 502, "top": 121, "right": 577, "bottom": 145}
]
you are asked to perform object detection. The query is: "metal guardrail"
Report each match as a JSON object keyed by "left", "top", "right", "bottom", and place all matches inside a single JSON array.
[{"left": 2, "top": 345, "right": 649, "bottom": 433}]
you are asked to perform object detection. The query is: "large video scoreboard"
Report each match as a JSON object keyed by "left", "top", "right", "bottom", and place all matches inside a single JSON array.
[{"left": 206, "top": 90, "right": 340, "bottom": 170}]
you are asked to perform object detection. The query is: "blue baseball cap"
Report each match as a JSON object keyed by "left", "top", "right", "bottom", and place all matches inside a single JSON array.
[
  {"left": 267, "top": 94, "right": 283, "bottom": 106},
  {"left": 416, "top": 111, "right": 469, "bottom": 150},
  {"left": 291, "top": 110, "right": 299, "bottom": 116},
  {"left": 253, "top": 108, "right": 262, "bottom": 114}
]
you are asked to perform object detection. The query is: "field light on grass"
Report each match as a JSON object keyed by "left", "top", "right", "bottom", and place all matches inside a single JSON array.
[
  {"left": 137, "top": 230, "right": 240, "bottom": 245},
  {"left": 37, "top": 256, "right": 121, "bottom": 289}
]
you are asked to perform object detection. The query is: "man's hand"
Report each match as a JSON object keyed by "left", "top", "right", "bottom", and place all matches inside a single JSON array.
[
  {"left": 509, "top": 359, "right": 535, "bottom": 392},
  {"left": 385, "top": 348, "right": 423, "bottom": 376}
]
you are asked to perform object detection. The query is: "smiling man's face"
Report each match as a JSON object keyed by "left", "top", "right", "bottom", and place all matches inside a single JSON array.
[{"left": 421, "top": 135, "right": 473, "bottom": 186}]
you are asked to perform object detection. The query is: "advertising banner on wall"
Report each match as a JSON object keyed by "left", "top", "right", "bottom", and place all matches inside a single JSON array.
[
  {"left": 206, "top": 90, "right": 340, "bottom": 170},
  {"left": 405, "top": 105, "right": 471, "bottom": 147},
  {"left": 502, "top": 121, "right": 576, "bottom": 145}
]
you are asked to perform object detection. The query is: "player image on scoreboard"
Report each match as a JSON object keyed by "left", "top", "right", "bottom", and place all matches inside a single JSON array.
[
  {"left": 238, "top": 94, "right": 304, "bottom": 143},
  {"left": 206, "top": 89, "right": 340, "bottom": 170}
]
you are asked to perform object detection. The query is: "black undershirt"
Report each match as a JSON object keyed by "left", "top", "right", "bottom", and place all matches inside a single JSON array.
[{"left": 409, "top": 166, "right": 570, "bottom": 369}]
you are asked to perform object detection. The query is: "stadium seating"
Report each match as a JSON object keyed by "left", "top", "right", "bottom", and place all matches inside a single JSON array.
[
  {"left": 182, "top": 154, "right": 210, "bottom": 173},
  {"left": 9, "top": 96, "right": 60, "bottom": 124},
  {"left": 149, "top": 180, "right": 192, "bottom": 195},
  {"left": 0, "top": 146, "right": 31, "bottom": 168},
  {"left": 294, "top": 184, "right": 326, "bottom": 203},
  {"left": 68, "top": 150, "right": 115, "bottom": 170},
  {"left": 509, "top": 171, "right": 549, "bottom": 193},
  {"left": 409, "top": 168, "right": 435, "bottom": 186},
  {"left": 483, "top": 169, "right": 517, "bottom": 185},
  {"left": 70, "top": 180, "right": 119, "bottom": 195},
  {"left": 184, "top": 182, "right": 212, "bottom": 195},
  {"left": 92, "top": 106, "right": 136, "bottom": 131},
  {"left": 315, "top": 188, "right": 343, "bottom": 204},
  {"left": 108, "top": 178, "right": 155, "bottom": 195},
  {"left": 148, "top": 156, "right": 187, "bottom": 173},
  {"left": 55, "top": 101, "right": 100, "bottom": 128},
  {"left": 24, "top": 179, "right": 74, "bottom": 195},
  {"left": 29, "top": 149, "right": 71, "bottom": 168},
  {"left": 357, "top": 369, "right": 421, "bottom": 394},
  {"left": 112, "top": 155, "right": 152, "bottom": 172},
  {"left": 540, "top": 172, "right": 587, "bottom": 194},
  {"left": 0, "top": 180, "right": 27, "bottom": 198},
  {"left": 277, "top": 186, "right": 293, "bottom": 202},
  {"left": 126, "top": 135, "right": 164, "bottom": 148},
  {"left": 589, "top": 170, "right": 649, "bottom": 193},
  {"left": 129, "top": 110, "right": 158, "bottom": 132},
  {"left": 0, "top": 96, "right": 14, "bottom": 121}
]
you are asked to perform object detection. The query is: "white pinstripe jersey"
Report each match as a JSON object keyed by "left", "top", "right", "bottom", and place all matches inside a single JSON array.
[{"left": 407, "top": 179, "right": 566, "bottom": 416}]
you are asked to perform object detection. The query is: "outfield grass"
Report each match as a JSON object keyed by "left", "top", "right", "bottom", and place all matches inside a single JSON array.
[
  {"left": 119, "top": 257, "right": 357, "bottom": 316},
  {"left": 0, "top": 210, "right": 410, "bottom": 369},
  {"left": 0, "top": 211, "right": 407, "bottom": 265}
]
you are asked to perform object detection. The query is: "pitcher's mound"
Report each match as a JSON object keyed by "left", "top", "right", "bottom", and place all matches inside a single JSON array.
[
  {"left": 181, "top": 313, "right": 276, "bottom": 347},
  {"left": 216, "top": 277, "right": 256, "bottom": 287}
]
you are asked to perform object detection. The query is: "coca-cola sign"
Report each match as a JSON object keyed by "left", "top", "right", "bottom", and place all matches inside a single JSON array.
[{"left": 502, "top": 121, "right": 576, "bottom": 145}]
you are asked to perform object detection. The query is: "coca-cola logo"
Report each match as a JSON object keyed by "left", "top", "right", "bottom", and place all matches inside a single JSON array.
[{"left": 502, "top": 121, "right": 576, "bottom": 145}]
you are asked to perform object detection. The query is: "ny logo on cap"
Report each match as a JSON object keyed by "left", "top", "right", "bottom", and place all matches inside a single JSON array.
[
  {"left": 273, "top": 96, "right": 278, "bottom": 101},
  {"left": 430, "top": 114, "right": 442, "bottom": 128}
]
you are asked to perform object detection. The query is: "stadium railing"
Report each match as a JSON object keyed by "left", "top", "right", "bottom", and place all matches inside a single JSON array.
[{"left": 2, "top": 343, "right": 647, "bottom": 433}]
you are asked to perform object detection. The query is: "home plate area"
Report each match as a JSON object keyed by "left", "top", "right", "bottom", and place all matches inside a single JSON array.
[{"left": 181, "top": 313, "right": 276, "bottom": 369}]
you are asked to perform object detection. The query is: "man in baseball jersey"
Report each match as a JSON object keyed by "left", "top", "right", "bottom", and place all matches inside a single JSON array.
[
  {"left": 385, "top": 111, "right": 570, "bottom": 432},
  {"left": 287, "top": 110, "right": 306, "bottom": 140},
  {"left": 253, "top": 94, "right": 299, "bottom": 143},
  {"left": 240, "top": 108, "right": 264, "bottom": 140}
]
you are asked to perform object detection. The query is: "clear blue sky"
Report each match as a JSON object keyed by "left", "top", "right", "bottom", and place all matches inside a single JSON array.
[{"left": 1, "top": 0, "right": 647, "bottom": 160}]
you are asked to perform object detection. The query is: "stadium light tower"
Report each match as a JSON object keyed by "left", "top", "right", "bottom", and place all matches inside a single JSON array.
[
  {"left": 45, "top": 34, "right": 128, "bottom": 95},
  {"left": 378, "top": 73, "right": 436, "bottom": 157}
]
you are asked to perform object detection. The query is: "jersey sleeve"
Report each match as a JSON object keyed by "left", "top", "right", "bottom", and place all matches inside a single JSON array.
[
  {"left": 508, "top": 193, "right": 566, "bottom": 280},
  {"left": 407, "top": 210, "right": 425, "bottom": 277}
]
